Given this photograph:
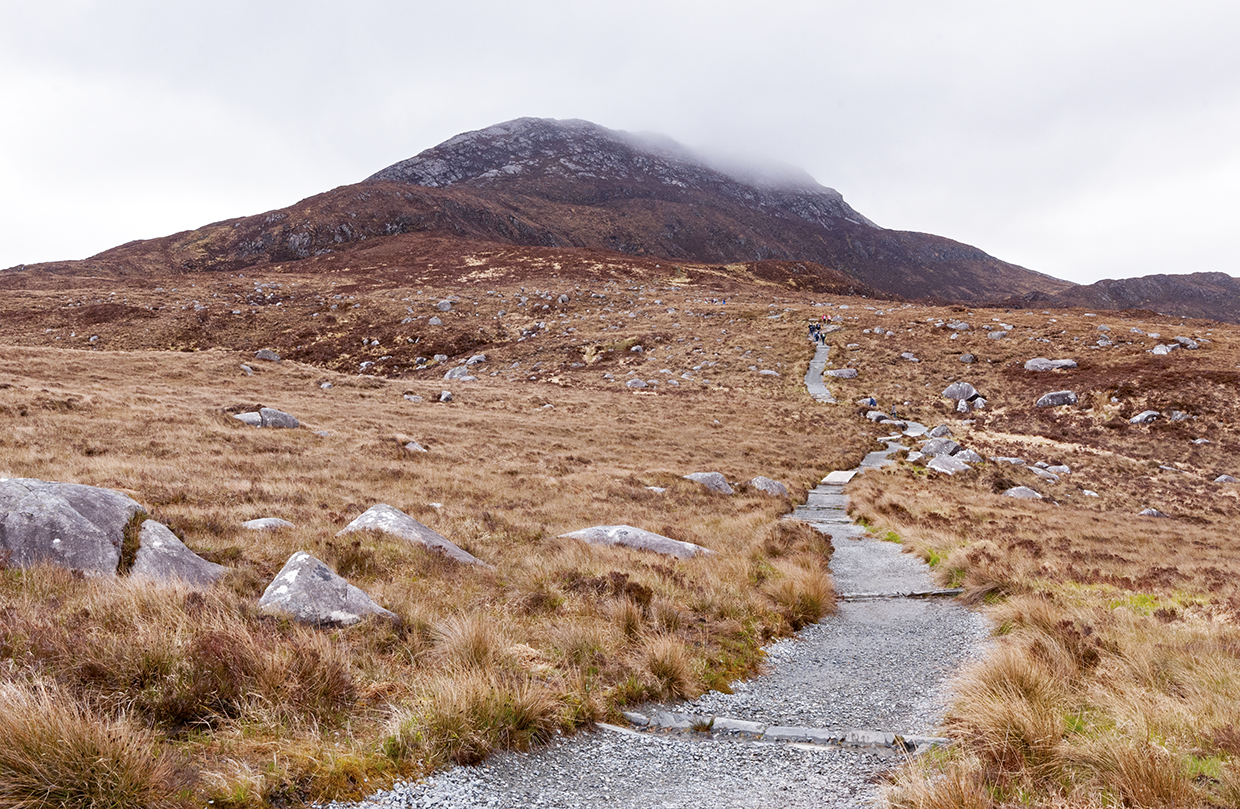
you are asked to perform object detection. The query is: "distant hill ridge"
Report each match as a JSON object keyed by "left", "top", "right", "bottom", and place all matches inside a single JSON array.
[{"left": 12, "top": 116, "right": 1238, "bottom": 320}]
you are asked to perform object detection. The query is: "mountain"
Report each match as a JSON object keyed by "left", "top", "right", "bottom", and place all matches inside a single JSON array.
[
  {"left": 17, "top": 117, "right": 1070, "bottom": 302},
  {"left": 1028, "top": 272, "right": 1240, "bottom": 324}
]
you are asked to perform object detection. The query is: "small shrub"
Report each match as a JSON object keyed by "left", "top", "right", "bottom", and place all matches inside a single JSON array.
[{"left": 641, "top": 634, "right": 698, "bottom": 699}]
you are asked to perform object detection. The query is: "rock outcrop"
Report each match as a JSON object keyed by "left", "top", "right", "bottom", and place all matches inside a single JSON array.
[
  {"left": 337, "top": 504, "right": 491, "bottom": 567},
  {"left": 258, "top": 551, "right": 396, "bottom": 626},
  {"left": 560, "top": 525, "right": 712, "bottom": 559},
  {"left": 0, "top": 478, "right": 145, "bottom": 575},
  {"left": 130, "top": 520, "right": 226, "bottom": 588}
]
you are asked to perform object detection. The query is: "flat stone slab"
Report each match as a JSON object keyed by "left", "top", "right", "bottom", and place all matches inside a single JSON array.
[
  {"left": 822, "top": 471, "right": 856, "bottom": 485},
  {"left": 0, "top": 478, "right": 146, "bottom": 575},
  {"left": 131, "top": 520, "right": 226, "bottom": 588},
  {"left": 338, "top": 503, "right": 492, "bottom": 567},
  {"left": 258, "top": 550, "right": 397, "bottom": 626},
  {"left": 561, "top": 525, "right": 712, "bottom": 559},
  {"left": 712, "top": 717, "right": 766, "bottom": 735},
  {"left": 242, "top": 517, "right": 295, "bottom": 532}
]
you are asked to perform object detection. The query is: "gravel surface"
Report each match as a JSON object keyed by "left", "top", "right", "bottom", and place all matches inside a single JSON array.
[{"left": 326, "top": 441, "right": 990, "bottom": 809}]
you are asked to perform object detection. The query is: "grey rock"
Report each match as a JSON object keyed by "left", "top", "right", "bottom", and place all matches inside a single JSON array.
[
  {"left": 900, "top": 352, "right": 919, "bottom": 362},
  {"left": 240, "top": 364, "right": 254, "bottom": 376},
  {"left": 130, "top": 520, "right": 226, "bottom": 588},
  {"left": 465, "top": 353, "right": 487, "bottom": 365},
  {"left": 758, "top": 369, "right": 780, "bottom": 376},
  {"left": 1025, "top": 357, "right": 1078, "bottom": 371},
  {"left": 1170, "top": 410, "right": 1191, "bottom": 421},
  {"left": 1174, "top": 336, "right": 1199, "bottom": 350},
  {"left": 338, "top": 503, "right": 491, "bottom": 567},
  {"left": 0, "top": 478, "right": 146, "bottom": 575},
  {"left": 254, "top": 349, "right": 281, "bottom": 362},
  {"left": 404, "top": 441, "right": 429, "bottom": 453},
  {"left": 920, "top": 438, "right": 960, "bottom": 457},
  {"left": 946, "top": 320, "right": 970, "bottom": 331},
  {"left": 956, "top": 399, "right": 969, "bottom": 413},
  {"left": 625, "top": 379, "right": 648, "bottom": 388},
  {"left": 1029, "top": 468, "right": 1061, "bottom": 483},
  {"left": 1139, "top": 508, "right": 1169, "bottom": 518},
  {"left": 991, "top": 456, "right": 1026, "bottom": 465},
  {"left": 1083, "top": 489, "right": 1100, "bottom": 497},
  {"left": 403, "top": 394, "right": 422, "bottom": 402},
  {"left": 259, "top": 407, "right": 299, "bottom": 429},
  {"left": 242, "top": 517, "right": 295, "bottom": 532},
  {"left": 557, "top": 294, "right": 569, "bottom": 304},
  {"left": 905, "top": 451, "right": 925, "bottom": 464},
  {"left": 427, "top": 316, "right": 443, "bottom": 326},
  {"left": 987, "top": 330, "right": 1009, "bottom": 340},
  {"left": 1194, "top": 438, "right": 1211, "bottom": 444},
  {"left": 928, "top": 425, "right": 953, "bottom": 438},
  {"left": 561, "top": 524, "right": 712, "bottom": 559},
  {"left": 1003, "top": 486, "right": 1042, "bottom": 499},
  {"left": 1130, "top": 410, "right": 1159, "bottom": 424},
  {"left": 1035, "top": 390, "right": 1078, "bottom": 407},
  {"left": 749, "top": 476, "right": 789, "bottom": 497},
  {"left": 1215, "top": 475, "right": 1238, "bottom": 484},
  {"left": 826, "top": 368, "right": 858, "bottom": 379},
  {"left": 435, "top": 300, "right": 454, "bottom": 312},
  {"left": 763, "top": 726, "right": 812, "bottom": 742},
  {"left": 1034, "top": 461, "right": 1049, "bottom": 469},
  {"left": 954, "top": 449, "right": 984, "bottom": 464},
  {"left": 433, "top": 354, "right": 449, "bottom": 362},
  {"left": 444, "top": 365, "right": 477, "bottom": 381},
  {"left": 621, "top": 711, "right": 649, "bottom": 727},
  {"left": 927, "top": 456, "right": 972, "bottom": 475},
  {"left": 233, "top": 411, "right": 262, "bottom": 427},
  {"left": 972, "top": 397, "right": 986, "bottom": 410},
  {"left": 439, "top": 390, "right": 453, "bottom": 402},
  {"left": 1151, "top": 344, "right": 1176, "bottom": 355},
  {"left": 684, "top": 472, "right": 734, "bottom": 494},
  {"left": 959, "top": 353, "right": 976, "bottom": 363},
  {"left": 258, "top": 551, "right": 396, "bottom": 626},
  {"left": 1045, "top": 465, "right": 1071, "bottom": 474},
  {"left": 942, "top": 381, "right": 977, "bottom": 401}
]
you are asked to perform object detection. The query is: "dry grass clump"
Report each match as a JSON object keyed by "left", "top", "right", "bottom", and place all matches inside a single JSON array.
[
  {"left": 384, "top": 671, "right": 560, "bottom": 767},
  {"left": 640, "top": 634, "right": 700, "bottom": 699},
  {"left": 0, "top": 681, "right": 188, "bottom": 809},
  {"left": 763, "top": 558, "right": 835, "bottom": 631}
]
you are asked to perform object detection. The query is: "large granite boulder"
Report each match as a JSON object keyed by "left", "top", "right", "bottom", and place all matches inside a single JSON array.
[
  {"left": 927, "top": 456, "right": 972, "bottom": 475},
  {"left": 1035, "top": 391, "right": 1078, "bottom": 408},
  {"left": 942, "top": 382, "right": 977, "bottom": 401},
  {"left": 130, "top": 520, "right": 226, "bottom": 588},
  {"left": 920, "top": 438, "right": 960, "bottom": 457},
  {"left": 0, "top": 478, "right": 145, "bottom": 575},
  {"left": 560, "top": 525, "right": 712, "bottom": 559},
  {"left": 1003, "top": 486, "right": 1043, "bottom": 499},
  {"left": 259, "top": 407, "right": 299, "bottom": 428},
  {"left": 749, "top": 476, "right": 789, "bottom": 497},
  {"left": 683, "top": 472, "right": 734, "bottom": 494},
  {"left": 1024, "top": 358, "right": 1078, "bottom": 372},
  {"left": 337, "top": 504, "right": 491, "bottom": 568},
  {"left": 242, "top": 517, "right": 295, "bottom": 532},
  {"left": 258, "top": 551, "right": 397, "bottom": 626}
]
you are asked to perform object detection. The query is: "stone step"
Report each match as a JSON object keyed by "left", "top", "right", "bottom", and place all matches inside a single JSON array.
[
  {"left": 839, "top": 588, "right": 965, "bottom": 601},
  {"left": 620, "top": 710, "right": 949, "bottom": 753}
]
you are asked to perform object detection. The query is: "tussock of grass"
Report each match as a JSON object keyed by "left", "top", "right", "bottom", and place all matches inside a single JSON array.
[
  {"left": 763, "top": 558, "right": 835, "bottom": 630},
  {"left": 0, "top": 681, "right": 188, "bottom": 809},
  {"left": 641, "top": 634, "right": 700, "bottom": 699}
]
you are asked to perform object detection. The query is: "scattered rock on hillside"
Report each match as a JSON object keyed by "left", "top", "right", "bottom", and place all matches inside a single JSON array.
[
  {"left": 240, "top": 364, "right": 254, "bottom": 376},
  {"left": 560, "top": 525, "right": 712, "bottom": 559},
  {"left": 259, "top": 407, "right": 299, "bottom": 428},
  {"left": 0, "top": 478, "right": 146, "bottom": 575},
  {"left": 959, "top": 354, "right": 976, "bottom": 363},
  {"left": 927, "top": 456, "right": 971, "bottom": 475},
  {"left": 130, "top": 520, "right": 226, "bottom": 588},
  {"left": 444, "top": 366, "right": 477, "bottom": 381},
  {"left": 1130, "top": 410, "right": 1159, "bottom": 424},
  {"left": 954, "top": 449, "right": 984, "bottom": 464},
  {"left": 428, "top": 316, "right": 443, "bottom": 326},
  {"left": 466, "top": 353, "right": 487, "bottom": 365},
  {"left": 1045, "top": 465, "right": 1072, "bottom": 474},
  {"left": 1035, "top": 391, "right": 1078, "bottom": 408},
  {"left": 338, "top": 503, "right": 491, "bottom": 567},
  {"left": 749, "top": 476, "right": 789, "bottom": 497},
  {"left": 920, "top": 438, "right": 960, "bottom": 457},
  {"left": 900, "top": 352, "right": 920, "bottom": 362},
  {"left": 234, "top": 412, "right": 262, "bottom": 427},
  {"left": 435, "top": 300, "right": 454, "bottom": 312},
  {"left": 1151, "top": 344, "right": 1176, "bottom": 355},
  {"left": 1029, "top": 468, "right": 1061, "bottom": 483},
  {"left": 1024, "top": 358, "right": 1078, "bottom": 371},
  {"left": 1216, "top": 475, "right": 1238, "bottom": 484},
  {"left": 626, "top": 379, "right": 648, "bottom": 388},
  {"left": 404, "top": 441, "right": 428, "bottom": 453},
  {"left": 1003, "top": 486, "right": 1042, "bottom": 499},
  {"left": 987, "top": 330, "right": 1009, "bottom": 340},
  {"left": 242, "top": 518, "right": 295, "bottom": 532},
  {"left": 942, "top": 382, "right": 977, "bottom": 401},
  {"left": 255, "top": 349, "right": 281, "bottom": 362},
  {"left": 928, "top": 425, "right": 953, "bottom": 438},
  {"left": 1175, "top": 336, "right": 1199, "bottom": 350},
  {"left": 259, "top": 551, "right": 397, "bottom": 626},
  {"left": 439, "top": 390, "right": 453, "bottom": 402},
  {"left": 683, "top": 472, "right": 734, "bottom": 494},
  {"left": 1138, "top": 508, "right": 1169, "bottom": 518},
  {"left": 758, "top": 369, "right": 780, "bottom": 376},
  {"left": 827, "top": 368, "right": 858, "bottom": 379},
  {"left": 991, "top": 456, "right": 1026, "bottom": 465}
]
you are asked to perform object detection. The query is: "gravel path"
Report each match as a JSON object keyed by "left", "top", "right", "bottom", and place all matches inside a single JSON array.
[{"left": 327, "top": 434, "right": 989, "bottom": 809}]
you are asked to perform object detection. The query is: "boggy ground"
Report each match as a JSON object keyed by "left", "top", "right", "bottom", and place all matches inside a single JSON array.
[{"left": 2, "top": 253, "right": 1239, "bottom": 808}]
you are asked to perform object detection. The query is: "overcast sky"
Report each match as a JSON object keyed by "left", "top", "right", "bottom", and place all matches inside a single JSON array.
[{"left": 2, "top": 1, "right": 1238, "bottom": 285}]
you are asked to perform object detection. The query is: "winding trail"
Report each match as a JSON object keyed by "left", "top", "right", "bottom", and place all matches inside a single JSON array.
[{"left": 333, "top": 349, "right": 989, "bottom": 809}]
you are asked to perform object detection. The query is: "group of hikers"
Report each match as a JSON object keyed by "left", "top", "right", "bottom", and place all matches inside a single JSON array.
[{"left": 807, "top": 320, "right": 829, "bottom": 345}]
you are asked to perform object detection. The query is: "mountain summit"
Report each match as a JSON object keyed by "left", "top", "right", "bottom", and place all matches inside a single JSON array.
[{"left": 367, "top": 117, "right": 876, "bottom": 229}]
